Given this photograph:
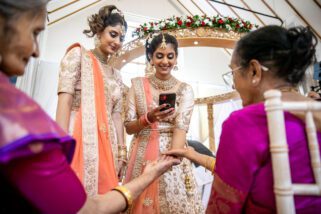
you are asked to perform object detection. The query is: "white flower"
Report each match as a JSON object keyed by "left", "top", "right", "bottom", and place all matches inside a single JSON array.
[
  {"left": 181, "top": 16, "right": 188, "bottom": 22},
  {"left": 160, "top": 21, "right": 166, "bottom": 28},
  {"left": 139, "top": 31, "right": 144, "bottom": 37},
  {"left": 169, "top": 20, "right": 176, "bottom": 26},
  {"left": 195, "top": 20, "right": 200, "bottom": 26},
  {"left": 226, "top": 24, "right": 232, "bottom": 31},
  {"left": 154, "top": 25, "right": 160, "bottom": 31},
  {"left": 204, "top": 19, "right": 210, "bottom": 24}
]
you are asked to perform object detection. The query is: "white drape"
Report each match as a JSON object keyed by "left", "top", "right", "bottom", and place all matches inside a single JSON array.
[{"left": 188, "top": 99, "right": 242, "bottom": 151}]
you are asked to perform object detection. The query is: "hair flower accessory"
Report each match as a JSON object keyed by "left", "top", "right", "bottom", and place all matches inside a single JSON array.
[{"left": 145, "top": 32, "right": 167, "bottom": 49}]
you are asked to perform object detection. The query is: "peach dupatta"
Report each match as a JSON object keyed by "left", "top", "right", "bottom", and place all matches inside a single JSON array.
[
  {"left": 69, "top": 44, "right": 118, "bottom": 196},
  {"left": 125, "top": 77, "right": 160, "bottom": 214}
]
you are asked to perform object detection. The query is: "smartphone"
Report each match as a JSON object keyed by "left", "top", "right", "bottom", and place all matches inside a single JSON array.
[{"left": 159, "top": 93, "right": 176, "bottom": 111}]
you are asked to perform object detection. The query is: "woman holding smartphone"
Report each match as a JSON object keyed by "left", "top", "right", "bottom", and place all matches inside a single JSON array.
[{"left": 124, "top": 33, "right": 204, "bottom": 213}]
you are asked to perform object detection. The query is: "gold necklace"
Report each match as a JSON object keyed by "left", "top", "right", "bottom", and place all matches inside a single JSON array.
[
  {"left": 91, "top": 48, "right": 109, "bottom": 65},
  {"left": 277, "top": 86, "right": 299, "bottom": 93},
  {"left": 149, "top": 74, "right": 178, "bottom": 91}
]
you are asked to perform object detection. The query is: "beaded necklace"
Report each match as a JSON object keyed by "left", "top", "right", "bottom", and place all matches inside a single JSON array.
[{"left": 149, "top": 74, "right": 178, "bottom": 91}]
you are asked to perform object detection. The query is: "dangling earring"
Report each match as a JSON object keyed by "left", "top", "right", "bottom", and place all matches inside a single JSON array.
[
  {"left": 94, "top": 36, "right": 101, "bottom": 48},
  {"left": 151, "top": 64, "right": 156, "bottom": 73},
  {"left": 145, "top": 61, "right": 156, "bottom": 76},
  {"left": 173, "top": 64, "right": 178, "bottom": 71}
]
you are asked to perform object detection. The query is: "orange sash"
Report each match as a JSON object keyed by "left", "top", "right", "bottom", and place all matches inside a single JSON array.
[
  {"left": 127, "top": 77, "right": 160, "bottom": 214},
  {"left": 71, "top": 45, "right": 118, "bottom": 194}
]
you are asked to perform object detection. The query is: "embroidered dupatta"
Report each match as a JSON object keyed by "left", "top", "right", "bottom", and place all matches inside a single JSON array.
[
  {"left": 67, "top": 44, "right": 118, "bottom": 196},
  {"left": 125, "top": 77, "right": 160, "bottom": 214}
]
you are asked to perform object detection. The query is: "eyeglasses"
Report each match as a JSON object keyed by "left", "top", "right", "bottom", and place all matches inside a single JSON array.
[
  {"left": 222, "top": 65, "right": 269, "bottom": 88},
  {"left": 222, "top": 66, "right": 242, "bottom": 88}
]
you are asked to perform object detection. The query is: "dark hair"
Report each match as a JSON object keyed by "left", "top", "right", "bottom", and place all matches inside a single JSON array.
[
  {"left": 145, "top": 33, "right": 178, "bottom": 62},
  {"left": 235, "top": 25, "right": 317, "bottom": 85},
  {"left": 83, "top": 5, "right": 127, "bottom": 37},
  {"left": 0, "top": 0, "right": 48, "bottom": 42}
]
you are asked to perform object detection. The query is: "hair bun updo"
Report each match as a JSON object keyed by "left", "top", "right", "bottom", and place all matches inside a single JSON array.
[
  {"left": 284, "top": 26, "right": 317, "bottom": 83},
  {"left": 83, "top": 5, "right": 127, "bottom": 38}
]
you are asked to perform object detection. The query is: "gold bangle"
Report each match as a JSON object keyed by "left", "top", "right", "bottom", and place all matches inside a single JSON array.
[
  {"left": 112, "top": 186, "right": 133, "bottom": 212},
  {"left": 205, "top": 157, "right": 215, "bottom": 173},
  {"left": 210, "top": 157, "right": 215, "bottom": 172},
  {"left": 117, "top": 155, "right": 128, "bottom": 161},
  {"left": 118, "top": 144, "right": 127, "bottom": 149},
  {"left": 118, "top": 149, "right": 127, "bottom": 155}
]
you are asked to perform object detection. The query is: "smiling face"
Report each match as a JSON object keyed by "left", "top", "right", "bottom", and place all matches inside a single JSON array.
[
  {"left": 0, "top": 11, "right": 46, "bottom": 76},
  {"left": 97, "top": 24, "right": 124, "bottom": 56},
  {"left": 150, "top": 43, "right": 177, "bottom": 80}
]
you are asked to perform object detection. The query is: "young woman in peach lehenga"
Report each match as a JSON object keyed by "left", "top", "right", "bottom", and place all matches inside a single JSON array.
[
  {"left": 56, "top": 5, "right": 127, "bottom": 196},
  {"left": 124, "top": 33, "right": 204, "bottom": 214}
]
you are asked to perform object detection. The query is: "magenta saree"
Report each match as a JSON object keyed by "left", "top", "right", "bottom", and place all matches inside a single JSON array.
[
  {"left": 207, "top": 103, "right": 321, "bottom": 214},
  {"left": 0, "top": 72, "right": 86, "bottom": 213}
]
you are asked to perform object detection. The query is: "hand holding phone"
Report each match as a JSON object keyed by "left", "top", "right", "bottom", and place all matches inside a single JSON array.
[{"left": 159, "top": 93, "right": 176, "bottom": 111}]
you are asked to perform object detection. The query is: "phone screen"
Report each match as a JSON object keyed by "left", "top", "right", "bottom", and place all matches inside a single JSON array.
[{"left": 159, "top": 93, "right": 176, "bottom": 111}]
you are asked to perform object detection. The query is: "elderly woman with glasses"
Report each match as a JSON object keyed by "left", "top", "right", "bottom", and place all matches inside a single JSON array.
[{"left": 165, "top": 25, "right": 321, "bottom": 213}]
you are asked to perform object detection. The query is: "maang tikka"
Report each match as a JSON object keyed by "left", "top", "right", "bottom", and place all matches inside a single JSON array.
[{"left": 160, "top": 33, "right": 167, "bottom": 49}]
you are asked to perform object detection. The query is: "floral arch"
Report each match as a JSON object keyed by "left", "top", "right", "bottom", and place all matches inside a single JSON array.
[{"left": 110, "top": 15, "right": 256, "bottom": 70}]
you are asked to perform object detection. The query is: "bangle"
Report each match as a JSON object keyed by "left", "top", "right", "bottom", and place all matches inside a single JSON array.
[
  {"left": 145, "top": 112, "right": 153, "bottom": 125},
  {"left": 118, "top": 144, "right": 127, "bottom": 150},
  {"left": 117, "top": 158, "right": 128, "bottom": 164},
  {"left": 112, "top": 185, "right": 133, "bottom": 212},
  {"left": 205, "top": 157, "right": 215, "bottom": 173}
]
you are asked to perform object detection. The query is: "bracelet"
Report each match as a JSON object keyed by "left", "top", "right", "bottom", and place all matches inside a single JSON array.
[
  {"left": 144, "top": 112, "right": 153, "bottom": 125},
  {"left": 118, "top": 152, "right": 127, "bottom": 160},
  {"left": 117, "top": 158, "right": 128, "bottom": 164},
  {"left": 205, "top": 157, "right": 215, "bottom": 173},
  {"left": 118, "top": 144, "right": 127, "bottom": 150},
  {"left": 112, "top": 185, "right": 133, "bottom": 212}
]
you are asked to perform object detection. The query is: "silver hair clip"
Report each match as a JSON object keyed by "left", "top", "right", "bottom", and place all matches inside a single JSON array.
[{"left": 111, "top": 8, "right": 124, "bottom": 17}]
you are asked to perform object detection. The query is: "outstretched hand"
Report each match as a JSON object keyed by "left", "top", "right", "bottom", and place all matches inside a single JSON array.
[
  {"left": 307, "top": 91, "right": 321, "bottom": 99},
  {"left": 163, "top": 146, "right": 195, "bottom": 160},
  {"left": 142, "top": 155, "right": 181, "bottom": 178}
]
